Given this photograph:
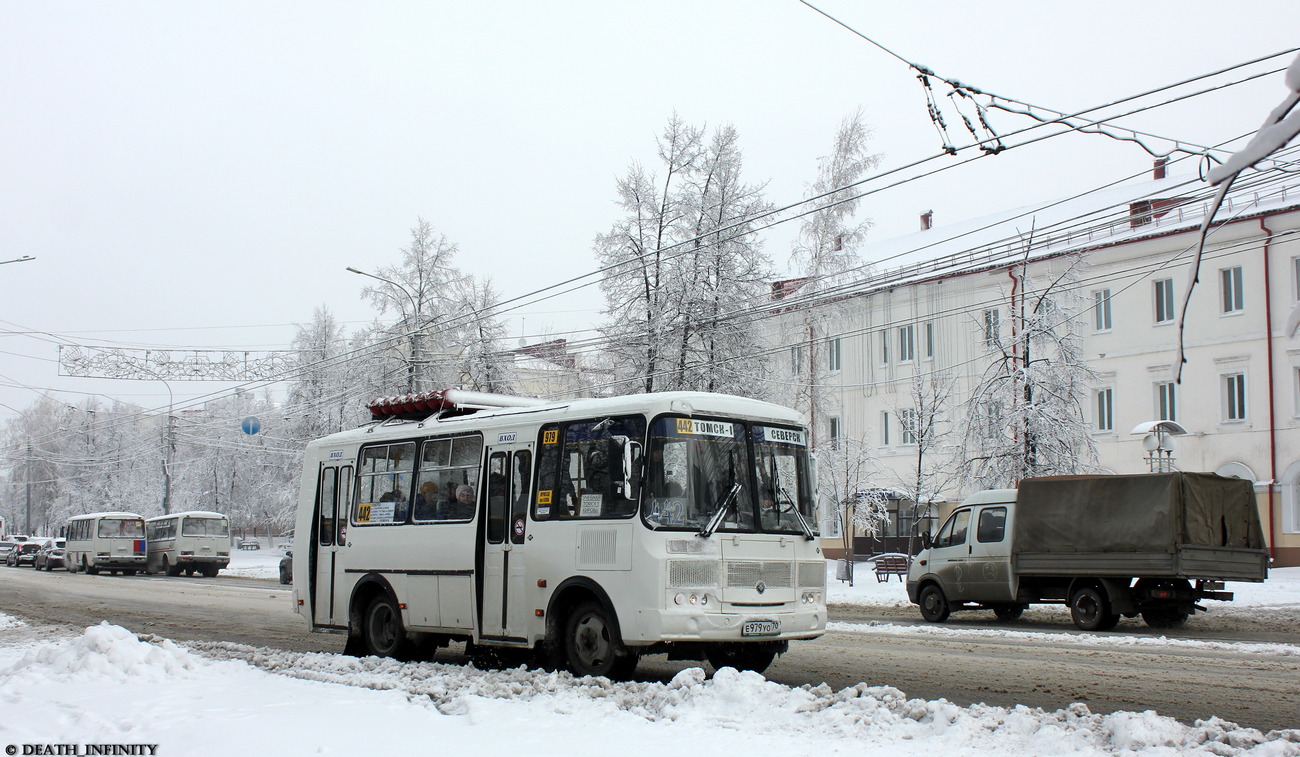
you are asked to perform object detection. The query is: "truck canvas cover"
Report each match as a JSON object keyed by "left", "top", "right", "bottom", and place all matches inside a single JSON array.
[{"left": 1013, "top": 473, "right": 1268, "bottom": 579}]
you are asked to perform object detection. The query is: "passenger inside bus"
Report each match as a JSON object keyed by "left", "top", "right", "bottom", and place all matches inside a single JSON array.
[
  {"left": 441, "top": 485, "right": 476, "bottom": 520},
  {"left": 414, "top": 482, "right": 438, "bottom": 520}
]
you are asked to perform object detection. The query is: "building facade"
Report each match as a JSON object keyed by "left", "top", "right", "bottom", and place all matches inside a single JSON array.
[{"left": 782, "top": 167, "right": 1300, "bottom": 567}]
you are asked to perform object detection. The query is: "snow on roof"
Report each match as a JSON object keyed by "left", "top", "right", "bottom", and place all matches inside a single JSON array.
[{"left": 784, "top": 169, "right": 1300, "bottom": 306}]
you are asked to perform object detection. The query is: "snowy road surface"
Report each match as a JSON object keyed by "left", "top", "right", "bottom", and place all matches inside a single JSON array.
[{"left": 0, "top": 555, "right": 1296, "bottom": 755}]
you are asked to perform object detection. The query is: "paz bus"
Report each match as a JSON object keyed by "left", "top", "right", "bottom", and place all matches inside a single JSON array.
[
  {"left": 293, "top": 389, "right": 827, "bottom": 678},
  {"left": 64, "top": 511, "right": 147, "bottom": 575},
  {"left": 145, "top": 511, "right": 232, "bottom": 577}
]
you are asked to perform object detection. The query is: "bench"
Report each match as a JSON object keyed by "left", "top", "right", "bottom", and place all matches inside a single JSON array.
[
  {"left": 238, "top": 540, "right": 261, "bottom": 551},
  {"left": 872, "top": 554, "right": 909, "bottom": 582}
]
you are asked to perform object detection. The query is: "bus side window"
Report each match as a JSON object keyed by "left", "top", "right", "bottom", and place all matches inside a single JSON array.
[
  {"left": 534, "top": 425, "right": 561, "bottom": 520},
  {"left": 318, "top": 468, "right": 337, "bottom": 547},
  {"left": 511, "top": 450, "right": 531, "bottom": 544},
  {"left": 486, "top": 452, "right": 508, "bottom": 544}
]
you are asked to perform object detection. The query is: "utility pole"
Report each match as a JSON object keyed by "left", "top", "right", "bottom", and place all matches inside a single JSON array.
[{"left": 25, "top": 441, "right": 32, "bottom": 535}]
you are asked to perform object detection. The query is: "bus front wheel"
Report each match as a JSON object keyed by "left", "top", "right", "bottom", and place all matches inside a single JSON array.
[{"left": 564, "top": 601, "right": 638, "bottom": 680}]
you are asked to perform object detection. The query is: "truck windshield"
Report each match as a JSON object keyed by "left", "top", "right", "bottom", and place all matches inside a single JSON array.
[{"left": 642, "top": 416, "right": 816, "bottom": 536}]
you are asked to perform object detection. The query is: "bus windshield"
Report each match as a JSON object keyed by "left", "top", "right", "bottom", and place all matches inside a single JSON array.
[
  {"left": 642, "top": 417, "right": 816, "bottom": 535},
  {"left": 181, "top": 517, "right": 229, "bottom": 537},
  {"left": 98, "top": 518, "right": 145, "bottom": 539}
]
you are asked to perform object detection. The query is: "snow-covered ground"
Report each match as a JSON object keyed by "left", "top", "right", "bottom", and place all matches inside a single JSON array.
[{"left": 0, "top": 553, "right": 1296, "bottom": 756}]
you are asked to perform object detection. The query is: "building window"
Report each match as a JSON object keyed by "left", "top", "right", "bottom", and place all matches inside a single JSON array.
[
  {"left": 1221, "top": 266, "right": 1244, "bottom": 314},
  {"left": 900, "top": 408, "right": 918, "bottom": 445},
  {"left": 898, "top": 324, "right": 915, "bottom": 363},
  {"left": 881, "top": 411, "right": 891, "bottom": 446},
  {"left": 1224, "top": 373, "right": 1247, "bottom": 422},
  {"left": 1293, "top": 256, "right": 1300, "bottom": 301},
  {"left": 1096, "top": 387, "right": 1114, "bottom": 432},
  {"left": 1154, "top": 278, "right": 1175, "bottom": 323},
  {"left": 983, "top": 309, "right": 1000, "bottom": 346},
  {"left": 879, "top": 330, "right": 890, "bottom": 365},
  {"left": 791, "top": 345, "right": 803, "bottom": 376},
  {"left": 827, "top": 337, "right": 842, "bottom": 372},
  {"left": 1156, "top": 381, "right": 1177, "bottom": 422},
  {"left": 828, "top": 416, "right": 841, "bottom": 449},
  {"left": 1093, "top": 289, "right": 1112, "bottom": 331},
  {"left": 924, "top": 322, "right": 935, "bottom": 360}
]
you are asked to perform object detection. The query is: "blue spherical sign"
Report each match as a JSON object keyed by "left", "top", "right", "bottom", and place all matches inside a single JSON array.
[{"left": 241, "top": 416, "right": 261, "bottom": 435}]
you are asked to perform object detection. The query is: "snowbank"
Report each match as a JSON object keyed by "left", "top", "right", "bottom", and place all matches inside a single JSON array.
[{"left": 0, "top": 618, "right": 1296, "bottom": 756}]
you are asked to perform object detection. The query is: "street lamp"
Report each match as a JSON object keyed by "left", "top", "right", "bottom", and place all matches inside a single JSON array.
[
  {"left": 0, "top": 255, "right": 35, "bottom": 266},
  {"left": 1130, "top": 421, "right": 1188, "bottom": 473},
  {"left": 347, "top": 266, "right": 423, "bottom": 393}
]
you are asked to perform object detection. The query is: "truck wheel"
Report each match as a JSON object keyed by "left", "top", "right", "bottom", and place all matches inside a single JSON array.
[
  {"left": 992, "top": 604, "right": 1026, "bottom": 622},
  {"left": 1070, "top": 587, "right": 1119, "bottom": 632},
  {"left": 706, "top": 642, "right": 783, "bottom": 674},
  {"left": 564, "top": 601, "right": 638, "bottom": 679},
  {"left": 1141, "top": 608, "right": 1189, "bottom": 629},
  {"left": 918, "top": 584, "right": 950, "bottom": 623}
]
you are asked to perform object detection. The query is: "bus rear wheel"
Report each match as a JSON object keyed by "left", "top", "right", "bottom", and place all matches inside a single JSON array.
[
  {"left": 201, "top": 565, "right": 219, "bottom": 578},
  {"left": 164, "top": 557, "right": 182, "bottom": 577},
  {"left": 363, "top": 595, "right": 414, "bottom": 660},
  {"left": 564, "top": 601, "right": 638, "bottom": 680},
  {"left": 83, "top": 559, "right": 98, "bottom": 576}
]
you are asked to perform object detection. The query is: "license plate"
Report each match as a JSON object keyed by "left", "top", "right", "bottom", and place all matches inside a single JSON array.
[{"left": 741, "top": 620, "right": 781, "bottom": 637}]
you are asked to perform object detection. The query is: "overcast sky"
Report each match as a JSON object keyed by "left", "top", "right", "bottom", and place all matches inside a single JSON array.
[{"left": 1, "top": 0, "right": 1296, "bottom": 420}]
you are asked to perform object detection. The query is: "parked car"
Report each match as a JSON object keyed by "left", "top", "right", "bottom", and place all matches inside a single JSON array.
[
  {"left": 0, "top": 541, "right": 16, "bottom": 562},
  {"left": 34, "top": 539, "right": 66, "bottom": 571},
  {"left": 278, "top": 549, "right": 292, "bottom": 585},
  {"left": 6, "top": 542, "right": 42, "bottom": 567},
  {"left": 238, "top": 538, "right": 261, "bottom": 551}
]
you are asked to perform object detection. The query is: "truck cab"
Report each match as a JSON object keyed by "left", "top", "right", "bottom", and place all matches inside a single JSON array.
[{"left": 907, "top": 489, "right": 1022, "bottom": 622}]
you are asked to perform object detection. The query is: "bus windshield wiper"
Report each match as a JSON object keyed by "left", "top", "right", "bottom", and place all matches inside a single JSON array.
[
  {"left": 698, "top": 482, "right": 741, "bottom": 538},
  {"left": 771, "top": 457, "right": 815, "bottom": 541},
  {"left": 779, "top": 483, "right": 816, "bottom": 541}
]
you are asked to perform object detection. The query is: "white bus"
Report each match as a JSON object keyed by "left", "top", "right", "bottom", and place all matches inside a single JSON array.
[
  {"left": 145, "top": 511, "right": 232, "bottom": 577},
  {"left": 293, "top": 389, "right": 826, "bottom": 678},
  {"left": 64, "top": 511, "right": 147, "bottom": 575}
]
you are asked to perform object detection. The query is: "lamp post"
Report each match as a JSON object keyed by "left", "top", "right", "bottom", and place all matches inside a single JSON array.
[
  {"left": 347, "top": 266, "right": 423, "bottom": 393},
  {"left": 1131, "top": 421, "right": 1188, "bottom": 474}
]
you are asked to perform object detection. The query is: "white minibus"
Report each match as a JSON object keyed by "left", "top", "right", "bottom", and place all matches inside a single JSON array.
[
  {"left": 64, "top": 512, "right": 147, "bottom": 575},
  {"left": 294, "top": 389, "right": 826, "bottom": 678},
  {"left": 145, "top": 511, "right": 232, "bottom": 577}
]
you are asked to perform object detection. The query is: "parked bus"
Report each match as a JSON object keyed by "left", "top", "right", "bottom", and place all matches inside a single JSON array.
[
  {"left": 64, "top": 512, "right": 147, "bottom": 575},
  {"left": 294, "top": 389, "right": 826, "bottom": 678},
  {"left": 145, "top": 511, "right": 232, "bottom": 577}
]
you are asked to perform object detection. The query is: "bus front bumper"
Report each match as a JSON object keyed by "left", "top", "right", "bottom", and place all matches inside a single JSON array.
[{"left": 633, "top": 605, "right": 825, "bottom": 642}]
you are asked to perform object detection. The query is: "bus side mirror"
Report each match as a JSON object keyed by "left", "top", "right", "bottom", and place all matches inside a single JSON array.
[{"left": 920, "top": 531, "right": 933, "bottom": 550}]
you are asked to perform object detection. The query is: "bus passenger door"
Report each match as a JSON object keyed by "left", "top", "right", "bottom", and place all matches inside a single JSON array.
[
  {"left": 311, "top": 464, "right": 352, "bottom": 629},
  {"left": 480, "top": 442, "right": 533, "bottom": 643}
]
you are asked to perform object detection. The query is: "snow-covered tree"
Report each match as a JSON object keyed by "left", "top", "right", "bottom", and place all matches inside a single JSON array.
[
  {"left": 786, "top": 111, "right": 881, "bottom": 442},
  {"left": 891, "top": 369, "right": 958, "bottom": 554},
  {"left": 357, "top": 218, "right": 466, "bottom": 393},
  {"left": 816, "top": 433, "right": 888, "bottom": 586},
  {"left": 453, "top": 277, "right": 518, "bottom": 395},
  {"left": 959, "top": 254, "right": 1099, "bottom": 489},
  {"left": 595, "top": 115, "right": 772, "bottom": 397}
]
